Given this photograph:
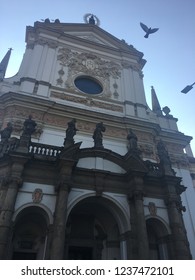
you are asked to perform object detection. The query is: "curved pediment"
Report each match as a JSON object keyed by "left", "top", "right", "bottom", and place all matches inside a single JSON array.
[{"left": 75, "top": 147, "right": 148, "bottom": 175}]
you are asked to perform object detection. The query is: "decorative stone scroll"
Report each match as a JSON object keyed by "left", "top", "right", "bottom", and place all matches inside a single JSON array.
[
  {"left": 57, "top": 48, "right": 121, "bottom": 79},
  {"left": 57, "top": 48, "right": 121, "bottom": 98}
]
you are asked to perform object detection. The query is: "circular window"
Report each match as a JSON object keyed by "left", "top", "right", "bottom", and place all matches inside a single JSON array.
[{"left": 74, "top": 76, "right": 103, "bottom": 94}]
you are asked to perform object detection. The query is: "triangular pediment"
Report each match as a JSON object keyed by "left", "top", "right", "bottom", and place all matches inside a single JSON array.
[
  {"left": 30, "top": 22, "right": 143, "bottom": 57},
  {"left": 64, "top": 30, "right": 117, "bottom": 48}
]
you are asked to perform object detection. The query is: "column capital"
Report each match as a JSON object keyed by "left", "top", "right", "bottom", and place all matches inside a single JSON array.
[
  {"left": 128, "top": 189, "right": 145, "bottom": 201},
  {"left": 55, "top": 178, "right": 71, "bottom": 192},
  {"left": 0, "top": 176, "right": 22, "bottom": 188},
  {"left": 165, "top": 197, "right": 186, "bottom": 212}
]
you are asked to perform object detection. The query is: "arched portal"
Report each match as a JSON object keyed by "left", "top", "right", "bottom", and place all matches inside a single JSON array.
[
  {"left": 146, "top": 218, "right": 170, "bottom": 260},
  {"left": 11, "top": 206, "right": 49, "bottom": 260},
  {"left": 65, "top": 196, "right": 128, "bottom": 260}
]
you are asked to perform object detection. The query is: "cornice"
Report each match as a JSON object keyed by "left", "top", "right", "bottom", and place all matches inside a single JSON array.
[
  {"left": 26, "top": 21, "right": 145, "bottom": 68},
  {"left": 1, "top": 91, "right": 192, "bottom": 149}
]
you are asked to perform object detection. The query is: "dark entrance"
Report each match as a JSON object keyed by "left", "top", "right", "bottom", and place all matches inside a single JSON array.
[
  {"left": 12, "top": 206, "right": 48, "bottom": 260},
  {"left": 68, "top": 246, "right": 93, "bottom": 260},
  {"left": 146, "top": 218, "right": 170, "bottom": 259},
  {"left": 65, "top": 197, "right": 121, "bottom": 260},
  {"left": 12, "top": 251, "right": 37, "bottom": 260}
]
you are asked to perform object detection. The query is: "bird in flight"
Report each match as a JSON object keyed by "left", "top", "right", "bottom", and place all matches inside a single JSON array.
[{"left": 140, "top": 22, "right": 159, "bottom": 38}]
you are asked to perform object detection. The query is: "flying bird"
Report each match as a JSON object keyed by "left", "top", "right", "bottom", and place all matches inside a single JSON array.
[{"left": 140, "top": 22, "right": 159, "bottom": 38}]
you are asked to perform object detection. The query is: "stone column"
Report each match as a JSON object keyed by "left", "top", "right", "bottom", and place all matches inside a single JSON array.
[
  {"left": 43, "top": 224, "right": 53, "bottom": 260},
  {"left": 165, "top": 196, "right": 192, "bottom": 259},
  {"left": 50, "top": 142, "right": 81, "bottom": 259},
  {"left": 126, "top": 199, "right": 139, "bottom": 259},
  {"left": 134, "top": 190, "right": 149, "bottom": 259},
  {"left": 0, "top": 178, "right": 8, "bottom": 211},
  {"left": 162, "top": 176, "right": 192, "bottom": 259},
  {"left": 120, "top": 231, "right": 131, "bottom": 259},
  {"left": 0, "top": 177, "right": 22, "bottom": 259},
  {"left": 128, "top": 177, "right": 149, "bottom": 259},
  {"left": 50, "top": 182, "right": 70, "bottom": 259}
]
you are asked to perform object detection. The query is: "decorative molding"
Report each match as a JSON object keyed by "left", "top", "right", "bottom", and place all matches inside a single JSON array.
[
  {"left": 56, "top": 67, "right": 65, "bottom": 86},
  {"left": 50, "top": 91, "right": 123, "bottom": 112},
  {"left": 170, "top": 154, "right": 189, "bottom": 168},
  {"left": 58, "top": 48, "right": 121, "bottom": 78},
  {"left": 57, "top": 48, "right": 121, "bottom": 98},
  {"left": 121, "top": 60, "right": 144, "bottom": 77},
  {"left": 27, "top": 38, "right": 58, "bottom": 49}
]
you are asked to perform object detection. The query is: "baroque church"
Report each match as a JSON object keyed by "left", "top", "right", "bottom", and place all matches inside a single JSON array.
[{"left": 0, "top": 15, "right": 195, "bottom": 260}]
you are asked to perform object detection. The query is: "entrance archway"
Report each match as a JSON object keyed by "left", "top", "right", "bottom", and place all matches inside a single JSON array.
[
  {"left": 11, "top": 206, "right": 49, "bottom": 259},
  {"left": 146, "top": 218, "right": 170, "bottom": 259},
  {"left": 65, "top": 196, "right": 128, "bottom": 260}
]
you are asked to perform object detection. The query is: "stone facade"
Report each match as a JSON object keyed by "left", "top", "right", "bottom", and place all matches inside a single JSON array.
[{"left": 0, "top": 18, "right": 194, "bottom": 259}]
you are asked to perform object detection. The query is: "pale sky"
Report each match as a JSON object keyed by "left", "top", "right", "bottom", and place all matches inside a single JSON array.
[{"left": 1, "top": 0, "right": 195, "bottom": 153}]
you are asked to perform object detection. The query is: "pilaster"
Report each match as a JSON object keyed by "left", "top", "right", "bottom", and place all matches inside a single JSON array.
[
  {"left": 50, "top": 142, "right": 81, "bottom": 259},
  {"left": 163, "top": 177, "right": 192, "bottom": 259},
  {"left": 0, "top": 176, "right": 22, "bottom": 259},
  {"left": 128, "top": 176, "right": 149, "bottom": 259},
  {"left": 50, "top": 180, "right": 70, "bottom": 259}
]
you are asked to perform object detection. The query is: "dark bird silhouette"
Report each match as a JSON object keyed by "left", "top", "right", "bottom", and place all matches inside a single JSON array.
[{"left": 140, "top": 22, "right": 159, "bottom": 38}]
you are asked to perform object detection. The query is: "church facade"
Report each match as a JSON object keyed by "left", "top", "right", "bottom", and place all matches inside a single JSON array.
[{"left": 0, "top": 15, "right": 194, "bottom": 260}]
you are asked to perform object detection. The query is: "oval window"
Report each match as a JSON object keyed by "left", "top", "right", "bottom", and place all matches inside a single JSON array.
[{"left": 74, "top": 76, "right": 103, "bottom": 94}]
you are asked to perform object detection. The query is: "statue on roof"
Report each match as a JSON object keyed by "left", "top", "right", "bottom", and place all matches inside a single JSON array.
[
  {"left": 64, "top": 119, "right": 78, "bottom": 147},
  {"left": 93, "top": 122, "right": 106, "bottom": 148},
  {"left": 22, "top": 115, "right": 37, "bottom": 137},
  {"left": 127, "top": 129, "right": 138, "bottom": 150},
  {"left": 83, "top": 13, "right": 100, "bottom": 26},
  {"left": 0, "top": 122, "right": 12, "bottom": 143},
  {"left": 89, "top": 15, "right": 95, "bottom": 25},
  {"left": 126, "top": 129, "right": 142, "bottom": 156},
  {"left": 157, "top": 140, "right": 175, "bottom": 175}
]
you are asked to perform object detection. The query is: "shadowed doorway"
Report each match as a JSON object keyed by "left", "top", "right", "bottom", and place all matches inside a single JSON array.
[{"left": 64, "top": 196, "right": 122, "bottom": 260}]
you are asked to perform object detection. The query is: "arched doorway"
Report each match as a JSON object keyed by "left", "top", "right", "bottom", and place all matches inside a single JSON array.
[
  {"left": 146, "top": 218, "right": 170, "bottom": 259},
  {"left": 65, "top": 196, "right": 127, "bottom": 260},
  {"left": 11, "top": 206, "right": 49, "bottom": 259}
]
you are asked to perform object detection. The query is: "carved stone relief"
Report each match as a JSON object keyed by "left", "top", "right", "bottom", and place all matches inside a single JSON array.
[
  {"left": 50, "top": 91, "right": 123, "bottom": 112},
  {"left": 56, "top": 67, "right": 65, "bottom": 86},
  {"left": 58, "top": 48, "right": 121, "bottom": 78},
  {"left": 32, "top": 188, "right": 43, "bottom": 203},
  {"left": 148, "top": 202, "right": 157, "bottom": 216},
  {"left": 57, "top": 48, "right": 121, "bottom": 98},
  {"left": 139, "top": 143, "right": 155, "bottom": 158}
]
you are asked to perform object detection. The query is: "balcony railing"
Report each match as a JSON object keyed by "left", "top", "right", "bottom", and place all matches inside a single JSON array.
[{"left": 29, "top": 143, "right": 62, "bottom": 157}]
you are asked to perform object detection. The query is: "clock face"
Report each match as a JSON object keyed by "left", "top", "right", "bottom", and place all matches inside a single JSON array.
[{"left": 74, "top": 76, "right": 103, "bottom": 95}]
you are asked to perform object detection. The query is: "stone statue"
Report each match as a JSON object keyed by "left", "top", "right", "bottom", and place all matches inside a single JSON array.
[
  {"left": 0, "top": 122, "right": 12, "bottom": 143},
  {"left": 157, "top": 140, "right": 174, "bottom": 175},
  {"left": 157, "top": 140, "right": 170, "bottom": 163},
  {"left": 22, "top": 115, "right": 37, "bottom": 137},
  {"left": 89, "top": 15, "right": 95, "bottom": 25},
  {"left": 64, "top": 119, "right": 78, "bottom": 146},
  {"left": 127, "top": 129, "right": 138, "bottom": 150},
  {"left": 93, "top": 122, "right": 106, "bottom": 148}
]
